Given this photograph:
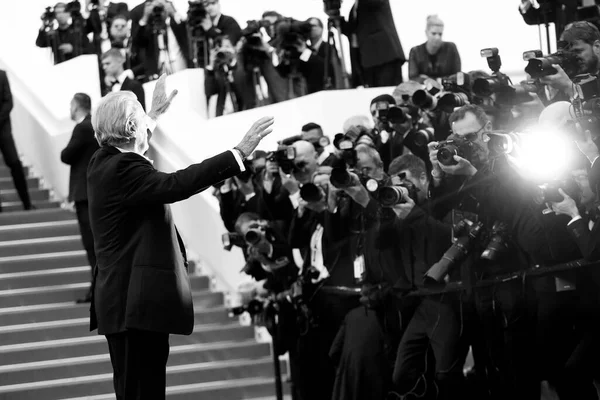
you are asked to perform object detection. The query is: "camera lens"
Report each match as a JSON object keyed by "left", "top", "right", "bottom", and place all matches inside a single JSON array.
[
  {"left": 245, "top": 229, "right": 262, "bottom": 245},
  {"left": 300, "top": 183, "right": 324, "bottom": 203},
  {"left": 330, "top": 168, "right": 352, "bottom": 188},
  {"left": 437, "top": 145, "right": 459, "bottom": 166},
  {"left": 378, "top": 186, "right": 408, "bottom": 207}
]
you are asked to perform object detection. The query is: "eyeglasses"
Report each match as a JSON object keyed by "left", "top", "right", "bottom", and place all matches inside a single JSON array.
[{"left": 450, "top": 125, "right": 486, "bottom": 142}]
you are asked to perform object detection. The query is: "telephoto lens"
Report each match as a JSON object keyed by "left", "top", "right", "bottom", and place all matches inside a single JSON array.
[
  {"left": 244, "top": 229, "right": 263, "bottom": 245},
  {"left": 300, "top": 183, "right": 325, "bottom": 203},
  {"left": 412, "top": 90, "right": 438, "bottom": 111},
  {"left": 378, "top": 185, "right": 409, "bottom": 207},
  {"left": 330, "top": 168, "right": 353, "bottom": 188}
]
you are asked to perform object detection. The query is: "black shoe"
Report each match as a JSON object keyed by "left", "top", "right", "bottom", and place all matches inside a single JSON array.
[
  {"left": 24, "top": 204, "right": 37, "bottom": 211},
  {"left": 76, "top": 292, "right": 92, "bottom": 304}
]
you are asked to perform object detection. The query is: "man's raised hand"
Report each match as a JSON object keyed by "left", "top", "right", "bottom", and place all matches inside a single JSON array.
[
  {"left": 148, "top": 74, "right": 178, "bottom": 120},
  {"left": 236, "top": 116, "right": 275, "bottom": 158}
]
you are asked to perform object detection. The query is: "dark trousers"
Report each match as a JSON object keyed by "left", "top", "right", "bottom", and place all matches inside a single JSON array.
[
  {"left": 0, "top": 122, "right": 31, "bottom": 210},
  {"left": 393, "top": 293, "right": 470, "bottom": 400},
  {"left": 106, "top": 330, "right": 170, "bottom": 400},
  {"left": 362, "top": 59, "right": 404, "bottom": 88},
  {"left": 75, "top": 201, "right": 96, "bottom": 281},
  {"left": 471, "top": 280, "right": 538, "bottom": 400}
]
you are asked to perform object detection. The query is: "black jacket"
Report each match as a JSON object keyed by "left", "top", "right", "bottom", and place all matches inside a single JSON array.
[
  {"left": 341, "top": 0, "right": 405, "bottom": 69},
  {"left": 87, "top": 146, "right": 241, "bottom": 335},
  {"left": 61, "top": 115, "right": 99, "bottom": 202},
  {"left": 35, "top": 25, "right": 94, "bottom": 64},
  {"left": 0, "top": 70, "right": 13, "bottom": 134}
]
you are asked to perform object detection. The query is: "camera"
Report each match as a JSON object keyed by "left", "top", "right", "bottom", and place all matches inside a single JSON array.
[
  {"left": 241, "top": 20, "right": 271, "bottom": 47},
  {"left": 299, "top": 182, "right": 326, "bottom": 203},
  {"left": 486, "top": 131, "right": 521, "bottom": 156},
  {"left": 41, "top": 6, "right": 56, "bottom": 27},
  {"left": 481, "top": 221, "right": 509, "bottom": 261},
  {"left": 187, "top": 1, "right": 207, "bottom": 29},
  {"left": 437, "top": 72, "right": 472, "bottom": 113},
  {"left": 412, "top": 88, "right": 439, "bottom": 111},
  {"left": 245, "top": 228, "right": 265, "bottom": 246},
  {"left": 323, "top": 0, "right": 342, "bottom": 16},
  {"left": 275, "top": 18, "right": 312, "bottom": 57},
  {"left": 266, "top": 146, "right": 297, "bottom": 175},
  {"left": 222, "top": 232, "right": 245, "bottom": 251},
  {"left": 436, "top": 137, "right": 476, "bottom": 166},
  {"left": 535, "top": 179, "right": 581, "bottom": 204},
  {"left": 229, "top": 298, "right": 265, "bottom": 317},
  {"left": 524, "top": 48, "right": 579, "bottom": 79},
  {"left": 377, "top": 185, "right": 410, "bottom": 207},
  {"left": 424, "top": 220, "right": 484, "bottom": 288}
]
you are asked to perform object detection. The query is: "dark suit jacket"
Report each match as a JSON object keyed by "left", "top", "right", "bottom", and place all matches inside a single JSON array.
[
  {"left": 205, "top": 14, "right": 242, "bottom": 45},
  {"left": 298, "top": 41, "right": 343, "bottom": 94},
  {"left": 120, "top": 77, "right": 146, "bottom": 111},
  {"left": 35, "top": 25, "right": 94, "bottom": 64},
  {"left": 61, "top": 115, "right": 99, "bottom": 202},
  {"left": 567, "top": 217, "right": 600, "bottom": 261},
  {"left": 87, "top": 146, "right": 241, "bottom": 335},
  {"left": 342, "top": 0, "right": 405, "bottom": 70},
  {"left": 0, "top": 70, "right": 12, "bottom": 134}
]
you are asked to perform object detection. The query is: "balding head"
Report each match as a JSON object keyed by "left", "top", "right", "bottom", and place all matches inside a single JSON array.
[{"left": 292, "top": 140, "right": 319, "bottom": 183}]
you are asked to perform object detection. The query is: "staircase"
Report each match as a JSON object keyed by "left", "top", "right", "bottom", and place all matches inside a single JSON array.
[{"left": 0, "top": 164, "right": 288, "bottom": 400}]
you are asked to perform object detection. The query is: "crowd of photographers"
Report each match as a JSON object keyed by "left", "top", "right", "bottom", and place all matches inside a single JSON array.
[
  {"left": 35, "top": 0, "right": 410, "bottom": 116},
  {"left": 215, "top": 18, "right": 600, "bottom": 400}
]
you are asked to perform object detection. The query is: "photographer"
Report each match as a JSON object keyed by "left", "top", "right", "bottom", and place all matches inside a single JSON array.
[
  {"left": 36, "top": 2, "right": 94, "bottom": 64},
  {"left": 204, "top": 35, "right": 248, "bottom": 116},
  {"left": 131, "top": 0, "right": 189, "bottom": 80},
  {"left": 538, "top": 21, "right": 600, "bottom": 101}
]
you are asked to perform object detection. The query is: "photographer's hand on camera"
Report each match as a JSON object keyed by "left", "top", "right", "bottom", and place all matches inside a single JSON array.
[
  {"left": 539, "top": 64, "right": 575, "bottom": 98},
  {"left": 439, "top": 155, "right": 478, "bottom": 177},
  {"left": 391, "top": 193, "right": 416, "bottom": 220},
  {"left": 575, "top": 123, "right": 600, "bottom": 164},
  {"left": 428, "top": 141, "right": 445, "bottom": 187},
  {"left": 278, "top": 167, "right": 300, "bottom": 194},
  {"left": 338, "top": 171, "right": 371, "bottom": 208},
  {"left": 550, "top": 189, "right": 581, "bottom": 220},
  {"left": 140, "top": 0, "right": 156, "bottom": 26}
]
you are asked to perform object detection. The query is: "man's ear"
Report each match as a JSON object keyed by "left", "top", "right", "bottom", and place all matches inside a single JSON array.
[{"left": 593, "top": 40, "right": 600, "bottom": 57}]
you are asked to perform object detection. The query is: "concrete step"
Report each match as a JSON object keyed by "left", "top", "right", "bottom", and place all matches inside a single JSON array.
[
  {"left": 0, "top": 358, "right": 284, "bottom": 400},
  {"left": 0, "top": 268, "right": 209, "bottom": 291},
  {"left": 1, "top": 200, "right": 60, "bottom": 212},
  {"left": 0, "top": 339, "right": 270, "bottom": 386},
  {"left": 62, "top": 377, "right": 289, "bottom": 400},
  {"left": 0, "top": 280, "right": 221, "bottom": 308},
  {"left": 0, "top": 235, "right": 83, "bottom": 257},
  {"left": 0, "top": 266, "right": 90, "bottom": 290},
  {"left": 0, "top": 250, "right": 88, "bottom": 273},
  {"left": 0, "top": 166, "right": 29, "bottom": 179},
  {"left": 0, "top": 322, "right": 255, "bottom": 365},
  {"left": 0, "top": 220, "right": 80, "bottom": 242},
  {"left": 1, "top": 188, "right": 50, "bottom": 202},
  {"left": 0, "top": 295, "right": 219, "bottom": 328},
  {"left": 0, "top": 208, "right": 74, "bottom": 226},
  {"left": 0, "top": 176, "right": 39, "bottom": 191}
]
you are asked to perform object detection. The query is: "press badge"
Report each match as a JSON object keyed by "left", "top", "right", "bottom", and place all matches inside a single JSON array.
[{"left": 354, "top": 255, "right": 365, "bottom": 282}]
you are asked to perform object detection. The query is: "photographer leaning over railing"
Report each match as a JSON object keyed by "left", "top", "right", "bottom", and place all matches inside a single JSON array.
[{"left": 36, "top": 2, "right": 95, "bottom": 64}]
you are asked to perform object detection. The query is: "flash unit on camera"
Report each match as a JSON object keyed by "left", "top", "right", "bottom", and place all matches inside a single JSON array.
[
  {"left": 480, "top": 48, "right": 498, "bottom": 58},
  {"left": 523, "top": 50, "right": 543, "bottom": 61}
]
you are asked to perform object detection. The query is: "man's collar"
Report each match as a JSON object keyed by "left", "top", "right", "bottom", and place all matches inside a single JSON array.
[
  {"left": 212, "top": 13, "right": 222, "bottom": 26},
  {"left": 312, "top": 39, "right": 323, "bottom": 52},
  {"left": 74, "top": 114, "right": 87, "bottom": 124},
  {"left": 317, "top": 149, "right": 331, "bottom": 164},
  {"left": 116, "top": 70, "right": 129, "bottom": 84},
  {"left": 114, "top": 146, "right": 154, "bottom": 164}
]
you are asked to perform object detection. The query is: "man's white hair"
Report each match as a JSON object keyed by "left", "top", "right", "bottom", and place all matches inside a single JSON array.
[{"left": 92, "top": 91, "right": 144, "bottom": 147}]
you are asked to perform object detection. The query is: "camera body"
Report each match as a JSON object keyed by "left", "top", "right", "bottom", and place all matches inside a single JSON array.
[
  {"left": 41, "top": 6, "right": 56, "bottom": 28},
  {"left": 525, "top": 49, "right": 579, "bottom": 79},
  {"left": 222, "top": 232, "right": 246, "bottom": 251},
  {"left": 266, "top": 146, "right": 297, "bottom": 175},
  {"left": 187, "top": 1, "right": 207, "bottom": 29},
  {"left": 436, "top": 137, "right": 477, "bottom": 166}
]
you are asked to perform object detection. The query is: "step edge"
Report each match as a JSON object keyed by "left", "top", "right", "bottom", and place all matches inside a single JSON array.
[
  {"left": 0, "top": 220, "right": 78, "bottom": 232},
  {"left": 0, "top": 235, "right": 82, "bottom": 247},
  {"left": 0, "top": 266, "right": 89, "bottom": 280},
  {"left": 0, "top": 250, "right": 86, "bottom": 264}
]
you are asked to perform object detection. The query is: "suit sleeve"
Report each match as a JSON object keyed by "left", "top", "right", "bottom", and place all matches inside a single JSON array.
[
  {"left": 567, "top": 218, "right": 600, "bottom": 261},
  {"left": 0, "top": 72, "right": 13, "bottom": 124},
  {"left": 117, "top": 150, "right": 241, "bottom": 206},
  {"left": 61, "top": 123, "right": 90, "bottom": 165},
  {"left": 408, "top": 47, "right": 420, "bottom": 81},
  {"left": 450, "top": 42, "right": 461, "bottom": 74}
]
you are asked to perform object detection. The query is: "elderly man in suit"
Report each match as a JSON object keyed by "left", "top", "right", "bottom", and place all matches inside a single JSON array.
[
  {"left": 61, "top": 93, "right": 99, "bottom": 304},
  {"left": 0, "top": 70, "right": 33, "bottom": 211},
  {"left": 101, "top": 48, "right": 146, "bottom": 109},
  {"left": 337, "top": 0, "right": 405, "bottom": 88},
  {"left": 87, "top": 74, "right": 273, "bottom": 400}
]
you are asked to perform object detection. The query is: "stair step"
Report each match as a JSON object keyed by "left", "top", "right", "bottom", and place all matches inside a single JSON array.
[
  {"left": 0, "top": 322, "right": 255, "bottom": 365},
  {"left": 62, "top": 377, "right": 289, "bottom": 400},
  {"left": 0, "top": 166, "right": 29, "bottom": 179},
  {"left": 1, "top": 188, "right": 50, "bottom": 202},
  {"left": 0, "top": 358, "right": 283, "bottom": 400},
  {"left": 0, "top": 340, "right": 270, "bottom": 386},
  {"left": 0, "top": 266, "right": 90, "bottom": 290},
  {"left": 0, "top": 208, "right": 74, "bottom": 226},
  {"left": 0, "top": 220, "right": 80, "bottom": 242},
  {"left": 0, "top": 281, "right": 220, "bottom": 308},
  {"left": 0, "top": 176, "right": 39, "bottom": 191},
  {"left": 0, "top": 268, "right": 208, "bottom": 292},
  {"left": 2, "top": 200, "right": 60, "bottom": 212},
  {"left": 0, "top": 235, "right": 83, "bottom": 257},
  {"left": 0, "top": 250, "right": 88, "bottom": 273}
]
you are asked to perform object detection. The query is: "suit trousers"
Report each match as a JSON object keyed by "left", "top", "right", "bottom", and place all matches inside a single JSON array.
[
  {"left": 362, "top": 59, "right": 404, "bottom": 88},
  {"left": 0, "top": 122, "right": 31, "bottom": 210},
  {"left": 75, "top": 201, "right": 96, "bottom": 279},
  {"left": 106, "top": 330, "right": 170, "bottom": 400}
]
